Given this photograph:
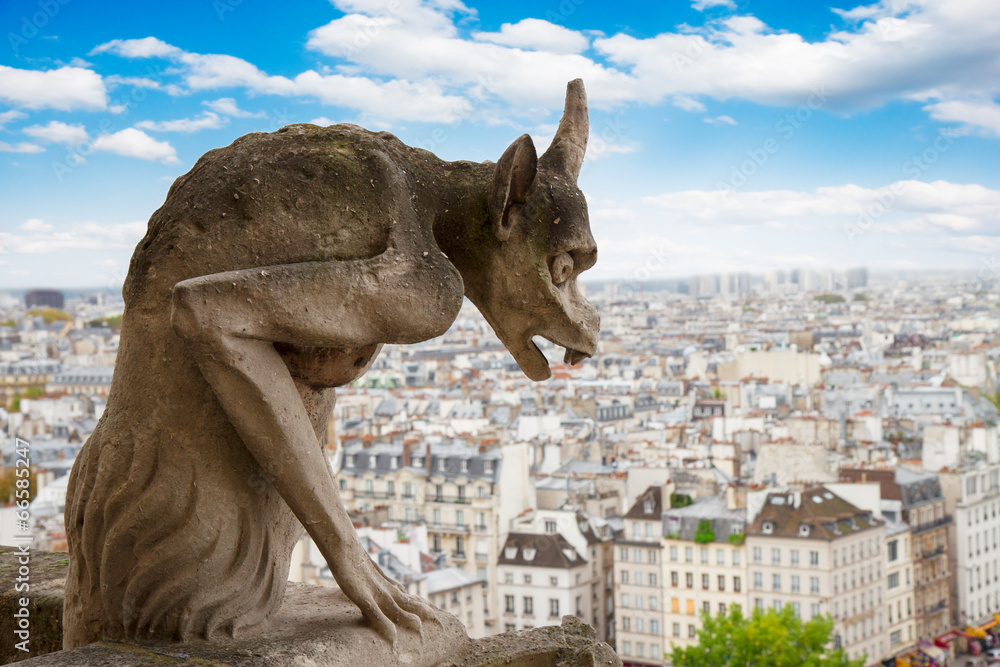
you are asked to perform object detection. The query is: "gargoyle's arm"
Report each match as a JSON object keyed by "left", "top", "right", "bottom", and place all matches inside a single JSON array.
[{"left": 170, "top": 245, "right": 462, "bottom": 644}]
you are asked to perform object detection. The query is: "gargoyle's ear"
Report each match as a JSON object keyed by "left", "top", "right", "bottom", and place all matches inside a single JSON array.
[{"left": 489, "top": 133, "right": 537, "bottom": 242}]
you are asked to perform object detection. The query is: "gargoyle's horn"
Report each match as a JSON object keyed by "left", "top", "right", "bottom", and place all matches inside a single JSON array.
[{"left": 539, "top": 79, "right": 588, "bottom": 181}]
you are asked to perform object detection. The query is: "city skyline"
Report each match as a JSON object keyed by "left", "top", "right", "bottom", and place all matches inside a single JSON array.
[{"left": 2, "top": 0, "right": 1000, "bottom": 288}]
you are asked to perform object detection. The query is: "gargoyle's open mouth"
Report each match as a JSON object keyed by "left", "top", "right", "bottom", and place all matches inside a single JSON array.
[{"left": 514, "top": 335, "right": 594, "bottom": 382}]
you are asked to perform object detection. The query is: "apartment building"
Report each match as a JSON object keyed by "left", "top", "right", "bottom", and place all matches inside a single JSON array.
[
  {"left": 339, "top": 439, "right": 535, "bottom": 632},
  {"left": 884, "top": 518, "right": 917, "bottom": 654},
  {"left": 497, "top": 532, "right": 590, "bottom": 632},
  {"left": 747, "top": 487, "right": 889, "bottom": 666},
  {"left": 507, "top": 508, "right": 616, "bottom": 642},
  {"left": 614, "top": 485, "right": 666, "bottom": 666},
  {"left": 841, "top": 467, "right": 951, "bottom": 641},
  {"left": 939, "top": 460, "right": 1000, "bottom": 627},
  {"left": 662, "top": 495, "right": 748, "bottom": 652}
]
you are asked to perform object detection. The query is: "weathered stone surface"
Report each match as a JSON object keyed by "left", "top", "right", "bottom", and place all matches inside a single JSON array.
[
  {"left": 0, "top": 548, "right": 66, "bottom": 663},
  {"left": 0, "top": 551, "right": 620, "bottom": 666},
  {"left": 61, "top": 76, "right": 601, "bottom": 662}
]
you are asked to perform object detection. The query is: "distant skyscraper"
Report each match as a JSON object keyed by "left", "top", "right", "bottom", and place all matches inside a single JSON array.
[
  {"left": 846, "top": 267, "right": 868, "bottom": 290},
  {"left": 25, "top": 289, "right": 64, "bottom": 310}
]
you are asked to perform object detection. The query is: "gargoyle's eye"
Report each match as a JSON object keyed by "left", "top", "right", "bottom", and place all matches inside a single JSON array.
[{"left": 550, "top": 252, "right": 574, "bottom": 286}]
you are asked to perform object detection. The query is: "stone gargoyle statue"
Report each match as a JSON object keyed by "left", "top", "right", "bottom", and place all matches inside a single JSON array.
[{"left": 63, "top": 79, "right": 599, "bottom": 649}]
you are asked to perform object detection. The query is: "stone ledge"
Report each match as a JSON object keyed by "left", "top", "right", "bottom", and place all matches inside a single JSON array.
[{"left": 0, "top": 549, "right": 620, "bottom": 667}]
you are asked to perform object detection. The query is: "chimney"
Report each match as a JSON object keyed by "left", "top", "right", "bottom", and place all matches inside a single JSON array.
[{"left": 402, "top": 439, "right": 413, "bottom": 468}]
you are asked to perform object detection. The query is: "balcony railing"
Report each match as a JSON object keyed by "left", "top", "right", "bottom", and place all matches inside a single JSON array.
[
  {"left": 430, "top": 495, "right": 472, "bottom": 505},
  {"left": 912, "top": 515, "right": 952, "bottom": 534},
  {"left": 925, "top": 600, "right": 947, "bottom": 613},
  {"left": 427, "top": 522, "right": 472, "bottom": 533}
]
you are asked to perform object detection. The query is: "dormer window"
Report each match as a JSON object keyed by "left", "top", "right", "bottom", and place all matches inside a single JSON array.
[
  {"left": 762, "top": 521, "right": 773, "bottom": 534},
  {"left": 563, "top": 549, "right": 576, "bottom": 561},
  {"left": 438, "top": 459, "right": 446, "bottom": 472},
  {"left": 461, "top": 460, "right": 469, "bottom": 473},
  {"left": 346, "top": 455, "right": 356, "bottom": 467},
  {"left": 643, "top": 499, "right": 654, "bottom": 515},
  {"left": 369, "top": 455, "right": 376, "bottom": 467},
  {"left": 504, "top": 546, "right": 518, "bottom": 559},
  {"left": 390, "top": 456, "right": 399, "bottom": 469},
  {"left": 523, "top": 547, "right": 537, "bottom": 561},
  {"left": 412, "top": 457, "right": 423, "bottom": 467},
  {"left": 798, "top": 523, "right": 810, "bottom": 537},
  {"left": 484, "top": 460, "right": 494, "bottom": 473}
]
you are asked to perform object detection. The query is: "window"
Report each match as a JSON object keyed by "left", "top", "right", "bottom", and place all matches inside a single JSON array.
[
  {"left": 648, "top": 550, "right": 657, "bottom": 564},
  {"left": 523, "top": 596, "right": 533, "bottom": 615},
  {"left": 688, "top": 624, "right": 696, "bottom": 638},
  {"left": 505, "top": 573, "right": 513, "bottom": 584},
  {"left": 673, "top": 623, "right": 680, "bottom": 637},
  {"left": 634, "top": 571, "right": 642, "bottom": 585},
  {"left": 755, "top": 598, "right": 763, "bottom": 610},
  {"left": 622, "top": 640, "right": 631, "bottom": 656},
  {"left": 772, "top": 548, "right": 781, "bottom": 565},
  {"left": 701, "top": 547, "right": 709, "bottom": 564},
  {"left": 811, "top": 603, "right": 820, "bottom": 618},
  {"left": 671, "top": 571, "right": 678, "bottom": 587},
  {"left": 791, "top": 575, "right": 800, "bottom": 592},
  {"left": 685, "top": 547, "right": 693, "bottom": 563},
  {"left": 719, "top": 603, "right": 727, "bottom": 615},
  {"left": 652, "top": 643, "right": 660, "bottom": 659},
  {"left": 718, "top": 575, "right": 726, "bottom": 591},
  {"left": 686, "top": 573, "right": 694, "bottom": 588},
  {"left": 888, "top": 573, "right": 900, "bottom": 589},
  {"left": 734, "top": 576, "right": 741, "bottom": 593},
  {"left": 810, "top": 551, "right": 819, "bottom": 566},
  {"left": 649, "top": 573, "right": 657, "bottom": 587},
  {"left": 791, "top": 550, "right": 800, "bottom": 566},
  {"left": 524, "top": 574, "right": 532, "bottom": 584},
  {"left": 636, "top": 618, "right": 645, "bottom": 633},
  {"left": 753, "top": 572, "right": 762, "bottom": 589},
  {"left": 703, "top": 601, "right": 710, "bottom": 614},
  {"left": 651, "top": 620, "right": 659, "bottom": 634},
  {"left": 753, "top": 547, "right": 762, "bottom": 563},
  {"left": 888, "top": 540, "right": 898, "bottom": 562},
  {"left": 810, "top": 576, "right": 820, "bottom": 594},
  {"left": 505, "top": 595, "right": 515, "bottom": 613},
  {"left": 621, "top": 570, "right": 629, "bottom": 584},
  {"left": 650, "top": 596, "right": 658, "bottom": 611},
  {"left": 717, "top": 549, "right": 725, "bottom": 565},
  {"left": 774, "top": 600, "right": 782, "bottom": 612},
  {"left": 733, "top": 550, "right": 740, "bottom": 566},
  {"left": 791, "top": 602, "right": 800, "bottom": 617},
  {"left": 549, "top": 599, "right": 559, "bottom": 617},
  {"left": 484, "top": 460, "right": 493, "bottom": 473},
  {"left": 620, "top": 548, "right": 628, "bottom": 562},
  {"left": 621, "top": 594, "right": 630, "bottom": 607},
  {"left": 773, "top": 574, "right": 781, "bottom": 591},
  {"left": 550, "top": 576, "right": 558, "bottom": 587},
  {"left": 670, "top": 546, "right": 678, "bottom": 561},
  {"left": 702, "top": 574, "right": 709, "bottom": 590}
]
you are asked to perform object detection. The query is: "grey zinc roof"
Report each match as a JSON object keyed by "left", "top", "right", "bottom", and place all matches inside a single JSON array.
[{"left": 425, "top": 567, "right": 484, "bottom": 594}]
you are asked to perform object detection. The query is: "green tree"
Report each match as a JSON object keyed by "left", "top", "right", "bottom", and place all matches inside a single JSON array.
[
  {"left": 25, "top": 308, "right": 72, "bottom": 324},
  {"left": 670, "top": 606, "right": 864, "bottom": 667}
]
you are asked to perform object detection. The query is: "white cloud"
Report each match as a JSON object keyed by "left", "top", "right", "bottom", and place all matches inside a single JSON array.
[
  {"left": 203, "top": 97, "right": 263, "bottom": 117},
  {"left": 23, "top": 121, "right": 89, "bottom": 146},
  {"left": 0, "top": 141, "right": 43, "bottom": 154},
  {"left": 672, "top": 95, "right": 706, "bottom": 112},
  {"left": 473, "top": 19, "right": 590, "bottom": 55},
  {"left": 0, "top": 110, "right": 26, "bottom": 128},
  {"left": 91, "top": 36, "right": 183, "bottom": 59},
  {"left": 309, "top": 117, "right": 337, "bottom": 126},
  {"left": 92, "top": 128, "right": 179, "bottom": 164},
  {"left": 0, "top": 220, "right": 146, "bottom": 254},
  {"left": 20, "top": 218, "right": 53, "bottom": 232},
  {"left": 703, "top": 114, "right": 737, "bottom": 125},
  {"left": 924, "top": 98, "right": 1000, "bottom": 137},
  {"left": 0, "top": 65, "right": 107, "bottom": 111},
  {"left": 90, "top": 0, "right": 1000, "bottom": 133},
  {"left": 136, "top": 111, "right": 227, "bottom": 132},
  {"left": 692, "top": 0, "right": 736, "bottom": 10}
]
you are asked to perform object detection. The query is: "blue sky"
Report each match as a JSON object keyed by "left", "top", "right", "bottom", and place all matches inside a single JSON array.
[{"left": 2, "top": 0, "right": 999, "bottom": 289}]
